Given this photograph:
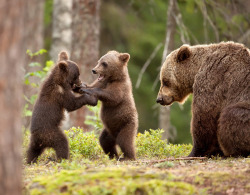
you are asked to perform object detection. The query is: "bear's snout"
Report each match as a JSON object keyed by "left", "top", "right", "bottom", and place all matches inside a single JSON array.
[
  {"left": 92, "top": 69, "right": 97, "bottom": 74},
  {"left": 156, "top": 96, "right": 164, "bottom": 104},
  {"left": 156, "top": 95, "right": 173, "bottom": 106}
]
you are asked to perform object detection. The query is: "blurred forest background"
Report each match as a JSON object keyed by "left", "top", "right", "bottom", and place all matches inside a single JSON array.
[{"left": 23, "top": 0, "right": 250, "bottom": 144}]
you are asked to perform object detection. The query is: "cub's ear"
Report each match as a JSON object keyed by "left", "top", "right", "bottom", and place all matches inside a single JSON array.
[
  {"left": 119, "top": 53, "right": 130, "bottom": 64},
  {"left": 176, "top": 45, "right": 191, "bottom": 63},
  {"left": 58, "top": 51, "right": 69, "bottom": 61},
  {"left": 58, "top": 61, "right": 68, "bottom": 72}
]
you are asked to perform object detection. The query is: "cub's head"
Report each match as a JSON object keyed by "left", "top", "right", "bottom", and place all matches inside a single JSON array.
[
  {"left": 156, "top": 45, "right": 192, "bottom": 106},
  {"left": 57, "top": 51, "right": 82, "bottom": 89},
  {"left": 92, "top": 50, "right": 130, "bottom": 82}
]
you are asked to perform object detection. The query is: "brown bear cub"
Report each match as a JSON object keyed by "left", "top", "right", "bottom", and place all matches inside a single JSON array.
[
  {"left": 157, "top": 42, "right": 250, "bottom": 157},
  {"left": 26, "top": 51, "right": 98, "bottom": 164},
  {"left": 79, "top": 51, "right": 138, "bottom": 160}
]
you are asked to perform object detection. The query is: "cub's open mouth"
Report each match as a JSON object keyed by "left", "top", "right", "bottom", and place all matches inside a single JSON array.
[{"left": 98, "top": 74, "right": 105, "bottom": 81}]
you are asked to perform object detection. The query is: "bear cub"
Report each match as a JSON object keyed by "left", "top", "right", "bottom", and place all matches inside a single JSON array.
[
  {"left": 80, "top": 51, "right": 138, "bottom": 160},
  {"left": 27, "top": 51, "right": 98, "bottom": 164},
  {"left": 157, "top": 42, "right": 250, "bottom": 157}
]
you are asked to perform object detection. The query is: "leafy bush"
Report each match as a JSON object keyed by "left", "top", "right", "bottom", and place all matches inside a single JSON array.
[
  {"left": 136, "top": 129, "right": 169, "bottom": 158},
  {"left": 65, "top": 127, "right": 104, "bottom": 159},
  {"left": 23, "top": 127, "right": 191, "bottom": 163},
  {"left": 136, "top": 129, "right": 191, "bottom": 158},
  {"left": 65, "top": 128, "right": 191, "bottom": 160}
]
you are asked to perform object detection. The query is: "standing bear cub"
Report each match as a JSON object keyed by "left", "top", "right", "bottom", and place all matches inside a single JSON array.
[
  {"left": 27, "top": 51, "right": 97, "bottom": 164},
  {"left": 80, "top": 51, "right": 138, "bottom": 160},
  {"left": 157, "top": 42, "right": 250, "bottom": 157}
]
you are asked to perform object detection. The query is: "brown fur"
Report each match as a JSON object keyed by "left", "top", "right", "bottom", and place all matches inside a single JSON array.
[
  {"left": 26, "top": 51, "right": 97, "bottom": 164},
  {"left": 79, "top": 51, "right": 138, "bottom": 160},
  {"left": 157, "top": 42, "right": 250, "bottom": 157}
]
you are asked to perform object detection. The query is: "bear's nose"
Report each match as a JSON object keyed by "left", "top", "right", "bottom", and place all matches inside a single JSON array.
[
  {"left": 92, "top": 69, "right": 97, "bottom": 74},
  {"left": 156, "top": 97, "right": 163, "bottom": 104}
]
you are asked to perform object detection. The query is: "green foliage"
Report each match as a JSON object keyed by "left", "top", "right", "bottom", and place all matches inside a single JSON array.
[
  {"left": 136, "top": 129, "right": 169, "bottom": 158},
  {"left": 22, "top": 127, "right": 30, "bottom": 150},
  {"left": 23, "top": 127, "right": 191, "bottom": 164},
  {"left": 64, "top": 127, "right": 105, "bottom": 159},
  {"left": 23, "top": 104, "right": 33, "bottom": 117},
  {"left": 26, "top": 49, "right": 47, "bottom": 57},
  {"left": 84, "top": 102, "right": 103, "bottom": 134},
  {"left": 44, "top": 0, "right": 53, "bottom": 28},
  {"left": 23, "top": 49, "right": 54, "bottom": 117},
  {"left": 24, "top": 57, "right": 53, "bottom": 86},
  {"left": 136, "top": 129, "right": 191, "bottom": 158},
  {"left": 65, "top": 127, "right": 191, "bottom": 160},
  {"left": 43, "top": 0, "right": 53, "bottom": 61}
]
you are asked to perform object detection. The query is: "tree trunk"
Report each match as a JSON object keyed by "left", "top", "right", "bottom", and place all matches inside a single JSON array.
[
  {"left": 0, "top": 0, "right": 25, "bottom": 194},
  {"left": 23, "top": 0, "right": 44, "bottom": 128},
  {"left": 24, "top": 0, "right": 44, "bottom": 55},
  {"left": 70, "top": 0, "right": 101, "bottom": 129},
  {"left": 50, "top": 0, "right": 73, "bottom": 61},
  {"left": 159, "top": 0, "right": 177, "bottom": 140}
]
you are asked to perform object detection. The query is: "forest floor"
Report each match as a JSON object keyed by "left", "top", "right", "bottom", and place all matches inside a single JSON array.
[
  {"left": 22, "top": 129, "right": 250, "bottom": 195},
  {"left": 23, "top": 154, "right": 250, "bottom": 195}
]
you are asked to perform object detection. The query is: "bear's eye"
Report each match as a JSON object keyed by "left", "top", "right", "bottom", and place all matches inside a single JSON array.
[
  {"left": 163, "top": 80, "right": 171, "bottom": 87},
  {"left": 101, "top": 62, "right": 108, "bottom": 67}
]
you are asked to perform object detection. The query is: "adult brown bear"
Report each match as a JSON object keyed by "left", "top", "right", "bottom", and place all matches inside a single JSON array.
[{"left": 157, "top": 42, "right": 250, "bottom": 157}]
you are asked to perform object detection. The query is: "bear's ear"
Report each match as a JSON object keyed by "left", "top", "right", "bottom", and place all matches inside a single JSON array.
[
  {"left": 119, "top": 53, "right": 130, "bottom": 64},
  {"left": 176, "top": 45, "right": 191, "bottom": 63},
  {"left": 58, "top": 51, "right": 69, "bottom": 61},
  {"left": 58, "top": 61, "right": 68, "bottom": 72}
]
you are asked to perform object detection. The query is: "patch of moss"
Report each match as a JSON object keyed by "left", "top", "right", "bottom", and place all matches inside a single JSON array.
[{"left": 29, "top": 167, "right": 200, "bottom": 195}]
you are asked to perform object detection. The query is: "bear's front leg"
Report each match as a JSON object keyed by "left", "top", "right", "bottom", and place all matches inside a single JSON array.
[
  {"left": 72, "top": 83, "right": 87, "bottom": 94},
  {"left": 188, "top": 107, "right": 223, "bottom": 157},
  {"left": 80, "top": 88, "right": 112, "bottom": 102}
]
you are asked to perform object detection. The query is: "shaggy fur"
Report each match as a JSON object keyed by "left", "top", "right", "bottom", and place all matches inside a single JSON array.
[
  {"left": 80, "top": 51, "right": 138, "bottom": 160},
  {"left": 157, "top": 42, "right": 250, "bottom": 157},
  {"left": 26, "top": 51, "right": 98, "bottom": 164}
]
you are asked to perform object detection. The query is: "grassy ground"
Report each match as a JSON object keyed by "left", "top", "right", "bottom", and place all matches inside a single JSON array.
[{"left": 23, "top": 128, "right": 250, "bottom": 195}]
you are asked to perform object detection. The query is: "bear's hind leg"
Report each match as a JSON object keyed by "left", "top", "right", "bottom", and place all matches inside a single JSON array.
[
  {"left": 99, "top": 129, "right": 118, "bottom": 159},
  {"left": 218, "top": 103, "right": 250, "bottom": 157},
  {"left": 188, "top": 106, "right": 223, "bottom": 157},
  {"left": 27, "top": 137, "right": 45, "bottom": 164},
  {"left": 52, "top": 130, "right": 69, "bottom": 161},
  {"left": 116, "top": 125, "right": 136, "bottom": 161}
]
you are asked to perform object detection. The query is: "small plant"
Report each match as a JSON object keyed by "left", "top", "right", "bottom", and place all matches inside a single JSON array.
[
  {"left": 23, "top": 49, "right": 54, "bottom": 117},
  {"left": 84, "top": 102, "right": 103, "bottom": 134}
]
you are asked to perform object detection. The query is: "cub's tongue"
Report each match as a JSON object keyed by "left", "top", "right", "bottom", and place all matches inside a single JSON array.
[{"left": 98, "top": 74, "right": 104, "bottom": 81}]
